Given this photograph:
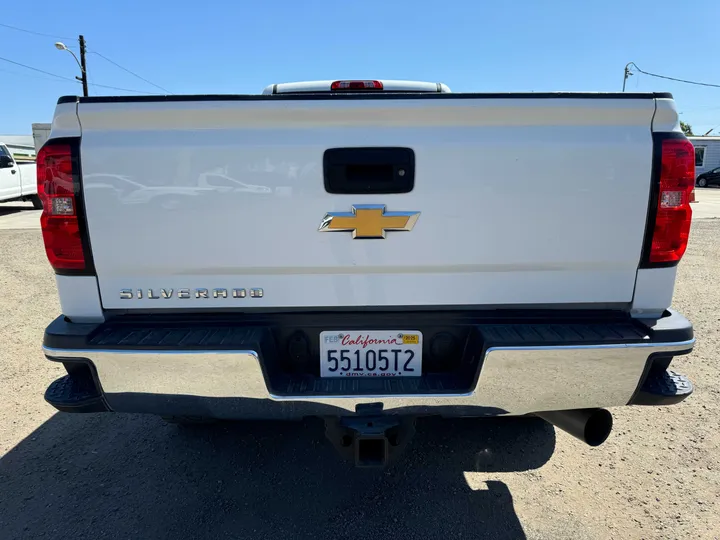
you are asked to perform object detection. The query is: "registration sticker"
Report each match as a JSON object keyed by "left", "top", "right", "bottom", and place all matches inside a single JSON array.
[{"left": 402, "top": 334, "right": 420, "bottom": 345}]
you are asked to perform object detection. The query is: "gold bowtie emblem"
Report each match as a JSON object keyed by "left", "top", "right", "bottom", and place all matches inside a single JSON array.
[{"left": 318, "top": 204, "right": 420, "bottom": 239}]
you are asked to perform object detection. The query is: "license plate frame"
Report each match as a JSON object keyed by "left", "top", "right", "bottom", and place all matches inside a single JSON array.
[{"left": 319, "top": 330, "right": 423, "bottom": 378}]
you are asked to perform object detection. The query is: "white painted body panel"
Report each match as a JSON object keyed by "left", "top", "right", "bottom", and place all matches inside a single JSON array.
[
  {"left": 72, "top": 95, "right": 663, "bottom": 311},
  {"left": 652, "top": 98, "right": 681, "bottom": 133},
  {"left": 18, "top": 163, "right": 37, "bottom": 197},
  {"left": 55, "top": 275, "right": 105, "bottom": 323},
  {"left": 630, "top": 267, "right": 677, "bottom": 318},
  {"left": 50, "top": 102, "right": 82, "bottom": 139}
]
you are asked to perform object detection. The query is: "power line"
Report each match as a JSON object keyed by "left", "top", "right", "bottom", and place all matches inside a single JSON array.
[
  {"left": 89, "top": 51, "right": 172, "bottom": 94},
  {"left": 0, "top": 22, "right": 171, "bottom": 94},
  {"left": 87, "top": 81, "right": 163, "bottom": 94},
  {"left": 0, "top": 55, "right": 77, "bottom": 82},
  {"left": 627, "top": 62, "right": 720, "bottom": 89},
  {"left": 0, "top": 22, "right": 72, "bottom": 40},
  {"left": 1, "top": 54, "right": 163, "bottom": 95},
  {"left": 679, "top": 105, "right": 720, "bottom": 114},
  {"left": 0, "top": 66, "right": 80, "bottom": 84}
]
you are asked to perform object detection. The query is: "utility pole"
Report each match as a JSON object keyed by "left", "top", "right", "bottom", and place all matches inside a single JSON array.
[
  {"left": 78, "top": 35, "right": 89, "bottom": 97},
  {"left": 622, "top": 62, "right": 633, "bottom": 92}
]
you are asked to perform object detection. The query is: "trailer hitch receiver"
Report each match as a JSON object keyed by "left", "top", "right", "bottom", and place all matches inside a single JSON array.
[{"left": 324, "top": 415, "right": 416, "bottom": 468}]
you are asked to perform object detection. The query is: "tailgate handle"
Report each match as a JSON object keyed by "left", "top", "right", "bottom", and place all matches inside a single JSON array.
[{"left": 323, "top": 147, "right": 414, "bottom": 194}]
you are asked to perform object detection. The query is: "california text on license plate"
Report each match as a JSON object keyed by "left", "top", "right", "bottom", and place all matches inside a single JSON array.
[{"left": 319, "top": 330, "right": 423, "bottom": 378}]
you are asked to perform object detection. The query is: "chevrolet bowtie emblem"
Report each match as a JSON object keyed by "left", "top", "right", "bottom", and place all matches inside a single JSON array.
[{"left": 318, "top": 204, "right": 420, "bottom": 239}]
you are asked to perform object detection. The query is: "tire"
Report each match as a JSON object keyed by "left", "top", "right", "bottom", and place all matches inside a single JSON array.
[
  {"left": 697, "top": 177, "right": 708, "bottom": 188},
  {"left": 30, "top": 195, "right": 43, "bottom": 209}
]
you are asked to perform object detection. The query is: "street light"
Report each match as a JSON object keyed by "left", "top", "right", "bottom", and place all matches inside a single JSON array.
[
  {"left": 55, "top": 38, "right": 88, "bottom": 97},
  {"left": 55, "top": 42, "right": 81, "bottom": 67}
]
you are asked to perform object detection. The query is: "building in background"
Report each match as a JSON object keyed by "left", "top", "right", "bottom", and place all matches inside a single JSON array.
[
  {"left": 689, "top": 136, "right": 720, "bottom": 181},
  {"left": 32, "top": 123, "right": 51, "bottom": 153}
]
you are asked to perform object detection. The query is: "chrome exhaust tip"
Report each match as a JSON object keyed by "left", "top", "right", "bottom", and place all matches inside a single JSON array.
[{"left": 536, "top": 408, "right": 613, "bottom": 447}]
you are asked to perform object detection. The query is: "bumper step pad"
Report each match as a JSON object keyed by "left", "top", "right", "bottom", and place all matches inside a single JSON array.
[
  {"left": 632, "top": 370, "right": 693, "bottom": 406},
  {"left": 45, "top": 372, "right": 108, "bottom": 413}
]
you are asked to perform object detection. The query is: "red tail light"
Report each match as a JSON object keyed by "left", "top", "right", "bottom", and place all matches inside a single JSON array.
[
  {"left": 648, "top": 139, "right": 695, "bottom": 264},
  {"left": 37, "top": 141, "right": 86, "bottom": 271},
  {"left": 331, "top": 80, "right": 383, "bottom": 91}
]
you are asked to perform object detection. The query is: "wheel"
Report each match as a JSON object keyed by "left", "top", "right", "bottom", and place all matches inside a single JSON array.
[
  {"left": 161, "top": 415, "right": 217, "bottom": 426},
  {"left": 30, "top": 195, "right": 43, "bottom": 209},
  {"left": 697, "top": 177, "right": 708, "bottom": 188}
]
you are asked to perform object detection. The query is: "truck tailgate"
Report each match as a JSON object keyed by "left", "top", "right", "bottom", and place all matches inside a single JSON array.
[{"left": 76, "top": 95, "right": 656, "bottom": 310}]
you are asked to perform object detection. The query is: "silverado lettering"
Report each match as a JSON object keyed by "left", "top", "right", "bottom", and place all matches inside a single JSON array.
[{"left": 119, "top": 288, "right": 262, "bottom": 299}]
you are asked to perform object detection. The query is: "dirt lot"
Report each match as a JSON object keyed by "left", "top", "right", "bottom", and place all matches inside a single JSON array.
[{"left": 0, "top": 212, "right": 718, "bottom": 539}]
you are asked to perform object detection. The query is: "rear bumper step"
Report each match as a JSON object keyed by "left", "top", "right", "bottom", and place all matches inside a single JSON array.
[
  {"left": 44, "top": 372, "right": 108, "bottom": 413},
  {"left": 630, "top": 369, "right": 693, "bottom": 406},
  {"left": 42, "top": 309, "right": 695, "bottom": 419}
]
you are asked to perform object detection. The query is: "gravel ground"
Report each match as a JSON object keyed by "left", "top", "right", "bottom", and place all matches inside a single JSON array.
[{"left": 0, "top": 222, "right": 718, "bottom": 540}]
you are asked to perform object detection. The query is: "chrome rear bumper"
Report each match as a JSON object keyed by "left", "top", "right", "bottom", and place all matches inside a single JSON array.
[{"left": 43, "top": 337, "right": 695, "bottom": 419}]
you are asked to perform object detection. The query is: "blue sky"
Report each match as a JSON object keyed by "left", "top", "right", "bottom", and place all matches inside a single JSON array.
[{"left": 2, "top": 0, "right": 719, "bottom": 135}]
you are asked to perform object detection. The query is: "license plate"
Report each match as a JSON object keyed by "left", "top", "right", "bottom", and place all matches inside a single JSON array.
[{"left": 319, "top": 330, "right": 423, "bottom": 378}]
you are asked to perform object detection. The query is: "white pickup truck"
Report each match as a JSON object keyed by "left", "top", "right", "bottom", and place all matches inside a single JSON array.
[
  {"left": 39, "top": 80, "right": 696, "bottom": 466},
  {"left": 0, "top": 142, "right": 41, "bottom": 208}
]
